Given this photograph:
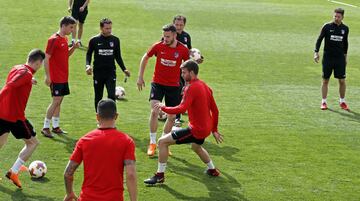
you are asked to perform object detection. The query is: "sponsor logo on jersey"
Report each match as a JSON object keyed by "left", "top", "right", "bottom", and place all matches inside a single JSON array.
[
  {"left": 99, "top": 49, "right": 114, "bottom": 56},
  {"left": 160, "top": 58, "right": 176, "bottom": 67},
  {"left": 330, "top": 35, "right": 343, "bottom": 42}
]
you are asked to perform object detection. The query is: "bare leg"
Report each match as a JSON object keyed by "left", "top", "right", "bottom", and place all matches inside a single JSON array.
[
  {"left": 339, "top": 79, "right": 346, "bottom": 99},
  {"left": 45, "top": 96, "right": 63, "bottom": 120},
  {"left": 163, "top": 114, "right": 175, "bottom": 135},
  {"left": 19, "top": 137, "right": 39, "bottom": 161},
  {"left": 71, "top": 22, "right": 78, "bottom": 41},
  {"left": 150, "top": 100, "right": 160, "bottom": 133},
  {"left": 0, "top": 132, "right": 9, "bottom": 149},
  {"left": 322, "top": 79, "right": 329, "bottom": 99},
  {"left": 78, "top": 23, "right": 84, "bottom": 41},
  {"left": 191, "top": 143, "right": 211, "bottom": 164},
  {"left": 157, "top": 134, "right": 176, "bottom": 163}
]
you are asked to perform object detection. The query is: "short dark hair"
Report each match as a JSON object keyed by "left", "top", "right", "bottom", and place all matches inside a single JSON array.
[
  {"left": 97, "top": 99, "right": 117, "bottom": 120},
  {"left": 100, "top": 18, "right": 112, "bottom": 27},
  {"left": 181, "top": 60, "right": 199, "bottom": 75},
  {"left": 59, "top": 16, "right": 76, "bottom": 27},
  {"left": 173, "top": 15, "right": 187, "bottom": 24},
  {"left": 162, "top": 24, "right": 177, "bottom": 33},
  {"left": 27, "top": 49, "right": 45, "bottom": 63},
  {"left": 334, "top": 8, "right": 345, "bottom": 16}
]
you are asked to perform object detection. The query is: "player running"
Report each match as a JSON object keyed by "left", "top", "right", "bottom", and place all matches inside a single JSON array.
[
  {"left": 0, "top": 49, "right": 45, "bottom": 188},
  {"left": 63, "top": 99, "right": 137, "bottom": 201},
  {"left": 137, "top": 24, "right": 189, "bottom": 156},
  {"left": 68, "top": 0, "right": 90, "bottom": 47},
  {"left": 144, "top": 60, "right": 223, "bottom": 185},
  {"left": 86, "top": 18, "right": 131, "bottom": 111},
  {"left": 314, "top": 8, "right": 349, "bottom": 110},
  {"left": 42, "top": 16, "right": 80, "bottom": 138}
]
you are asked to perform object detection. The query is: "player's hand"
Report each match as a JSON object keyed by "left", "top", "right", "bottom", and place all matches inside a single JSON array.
[
  {"left": 45, "top": 76, "right": 51, "bottom": 86},
  {"left": 31, "top": 78, "right": 37, "bottom": 85},
  {"left": 73, "top": 42, "right": 81, "bottom": 49},
  {"left": 196, "top": 55, "right": 204, "bottom": 64},
  {"left": 124, "top": 69, "right": 131, "bottom": 77},
  {"left": 154, "top": 103, "right": 165, "bottom": 111},
  {"left": 85, "top": 65, "right": 92, "bottom": 75},
  {"left": 314, "top": 52, "right": 320, "bottom": 63},
  {"left": 68, "top": 7, "right": 72, "bottom": 13},
  {"left": 137, "top": 77, "right": 145, "bottom": 91},
  {"left": 63, "top": 192, "right": 78, "bottom": 201},
  {"left": 79, "top": 6, "right": 85, "bottom": 12},
  {"left": 212, "top": 131, "right": 224, "bottom": 144}
]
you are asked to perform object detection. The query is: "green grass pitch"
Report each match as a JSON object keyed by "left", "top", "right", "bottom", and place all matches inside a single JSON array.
[{"left": 1, "top": 0, "right": 360, "bottom": 200}]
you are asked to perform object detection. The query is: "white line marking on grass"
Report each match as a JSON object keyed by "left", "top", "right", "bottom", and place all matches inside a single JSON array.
[{"left": 328, "top": 0, "right": 358, "bottom": 8}]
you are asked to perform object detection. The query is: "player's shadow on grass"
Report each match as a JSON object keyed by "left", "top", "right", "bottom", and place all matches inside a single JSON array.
[
  {"left": 0, "top": 184, "right": 56, "bottom": 201},
  {"left": 156, "top": 156, "right": 247, "bottom": 201},
  {"left": 203, "top": 142, "right": 241, "bottom": 162},
  {"left": 49, "top": 134, "right": 78, "bottom": 154},
  {"left": 30, "top": 177, "right": 50, "bottom": 183},
  {"left": 328, "top": 108, "right": 360, "bottom": 123}
]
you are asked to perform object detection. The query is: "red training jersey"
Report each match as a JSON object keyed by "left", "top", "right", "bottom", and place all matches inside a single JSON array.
[
  {"left": 147, "top": 41, "right": 189, "bottom": 86},
  {"left": 70, "top": 128, "right": 136, "bottom": 201},
  {"left": 162, "top": 79, "right": 219, "bottom": 139},
  {"left": 46, "top": 33, "right": 69, "bottom": 83},
  {"left": 0, "top": 65, "right": 35, "bottom": 122}
]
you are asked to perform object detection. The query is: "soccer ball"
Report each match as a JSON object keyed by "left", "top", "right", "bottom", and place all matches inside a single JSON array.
[
  {"left": 189, "top": 48, "right": 202, "bottom": 61},
  {"left": 158, "top": 110, "right": 167, "bottom": 121},
  {"left": 29, "top": 160, "right": 47, "bottom": 179},
  {"left": 115, "top": 86, "right": 126, "bottom": 100}
]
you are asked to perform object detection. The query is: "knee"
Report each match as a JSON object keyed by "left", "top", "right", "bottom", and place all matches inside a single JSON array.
[
  {"left": 167, "top": 114, "right": 176, "bottom": 122},
  {"left": 158, "top": 137, "right": 168, "bottom": 147},
  {"left": 27, "top": 138, "right": 39, "bottom": 148},
  {"left": 151, "top": 109, "right": 159, "bottom": 118},
  {"left": 191, "top": 144, "right": 201, "bottom": 153},
  {"left": 339, "top": 79, "right": 346, "bottom": 85},
  {"left": 322, "top": 79, "right": 329, "bottom": 85}
]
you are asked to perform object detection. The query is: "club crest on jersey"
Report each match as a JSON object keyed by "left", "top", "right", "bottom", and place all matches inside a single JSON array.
[
  {"left": 109, "top": 42, "right": 114, "bottom": 47},
  {"left": 341, "top": 30, "right": 345, "bottom": 35},
  {"left": 174, "top": 51, "right": 179, "bottom": 59},
  {"left": 184, "top": 37, "right": 188, "bottom": 43}
]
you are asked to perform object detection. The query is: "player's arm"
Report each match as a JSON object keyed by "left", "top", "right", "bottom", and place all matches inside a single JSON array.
[
  {"left": 208, "top": 89, "right": 223, "bottom": 143},
  {"left": 68, "top": 0, "right": 73, "bottom": 13},
  {"left": 344, "top": 28, "right": 349, "bottom": 64},
  {"left": 68, "top": 43, "right": 79, "bottom": 56},
  {"left": 125, "top": 160, "right": 137, "bottom": 201},
  {"left": 63, "top": 160, "right": 79, "bottom": 201},
  {"left": 314, "top": 24, "right": 326, "bottom": 63},
  {"left": 159, "top": 87, "right": 192, "bottom": 114},
  {"left": 115, "top": 38, "right": 130, "bottom": 77},
  {"left": 44, "top": 53, "right": 51, "bottom": 86},
  {"left": 80, "top": 0, "right": 90, "bottom": 12},
  {"left": 137, "top": 53, "right": 150, "bottom": 91},
  {"left": 85, "top": 38, "right": 94, "bottom": 75}
]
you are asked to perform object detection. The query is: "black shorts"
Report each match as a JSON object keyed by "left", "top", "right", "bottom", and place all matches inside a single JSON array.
[
  {"left": 150, "top": 83, "right": 181, "bottom": 107},
  {"left": 0, "top": 119, "right": 36, "bottom": 139},
  {"left": 171, "top": 127, "right": 205, "bottom": 145},
  {"left": 322, "top": 57, "right": 346, "bottom": 79},
  {"left": 51, "top": 83, "right": 70, "bottom": 97},
  {"left": 71, "top": 7, "right": 88, "bottom": 24}
]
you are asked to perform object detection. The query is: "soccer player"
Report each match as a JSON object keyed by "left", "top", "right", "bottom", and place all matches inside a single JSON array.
[
  {"left": 86, "top": 18, "right": 131, "bottom": 111},
  {"left": 42, "top": 16, "right": 80, "bottom": 138},
  {"left": 137, "top": 24, "right": 189, "bottom": 156},
  {"left": 0, "top": 49, "right": 45, "bottom": 188},
  {"left": 144, "top": 60, "right": 223, "bottom": 184},
  {"left": 68, "top": 0, "right": 90, "bottom": 47},
  {"left": 314, "top": 8, "right": 349, "bottom": 110},
  {"left": 63, "top": 99, "right": 137, "bottom": 201}
]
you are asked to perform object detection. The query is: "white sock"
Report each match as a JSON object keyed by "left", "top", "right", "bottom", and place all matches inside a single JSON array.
[
  {"left": 340, "top": 98, "right": 345, "bottom": 103},
  {"left": 150, "top": 133, "right": 157, "bottom": 144},
  {"left": 11, "top": 158, "right": 25, "bottom": 174},
  {"left": 72, "top": 38, "right": 75, "bottom": 42},
  {"left": 43, "top": 118, "right": 51, "bottom": 129},
  {"left": 77, "top": 39, "right": 81, "bottom": 42},
  {"left": 52, "top": 117, "right": 60, "bottom": 128},
  {"left": 206, "top": 160, "right": 215, "bottom": 170},
  {"left": 157, "top": 162, "right": 167, "bottom": 173},
  {"left": 322, "top": 99, "right": 327, "bottom": 104}
]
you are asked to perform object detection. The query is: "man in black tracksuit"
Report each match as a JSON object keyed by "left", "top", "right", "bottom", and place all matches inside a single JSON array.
[
  {"left": 86, "top": 18, "right": 130, "bottom": 111},
  {"left": 314, "top": 8, "right": 349, "bottom": 111}
]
